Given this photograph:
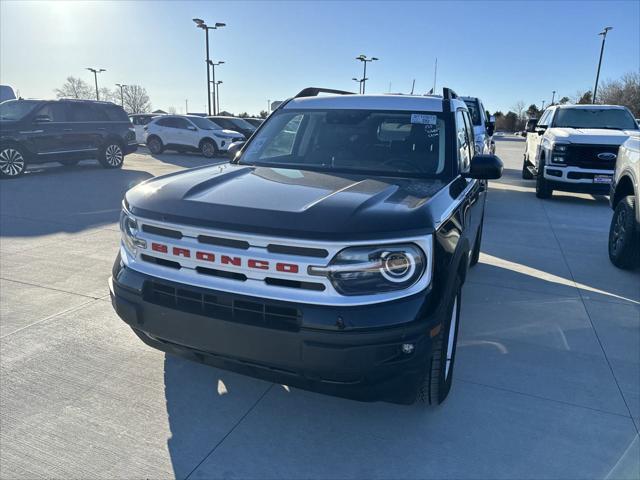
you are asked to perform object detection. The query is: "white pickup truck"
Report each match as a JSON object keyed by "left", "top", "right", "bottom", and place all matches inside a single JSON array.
[{"left": 522, "top": 104, "right": 639, "bottom": 199}]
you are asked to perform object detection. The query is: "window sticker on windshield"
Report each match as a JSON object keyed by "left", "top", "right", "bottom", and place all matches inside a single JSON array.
[{"left": 411, "top": 114, "right": 437, "bottom": 125}]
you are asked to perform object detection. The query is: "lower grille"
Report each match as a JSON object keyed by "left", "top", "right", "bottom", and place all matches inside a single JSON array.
[
  {"left": 565, "top": 144, "right": 618, "bottom": 170},
  {"left": 144, "top": 281, "right": 301, "bottom": 331}
]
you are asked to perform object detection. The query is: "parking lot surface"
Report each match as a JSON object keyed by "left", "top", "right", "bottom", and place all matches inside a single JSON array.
[{"left": 1, "top": 140, "right": 639, "bottom": 479}]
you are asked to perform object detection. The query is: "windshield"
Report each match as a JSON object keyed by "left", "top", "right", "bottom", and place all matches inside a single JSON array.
[
  {"left": 231, "top": 118, "right": 256, "bottom": 130},
  {"left": 239, "top": 109, "right": 448, "bottom": 177},
  {"left": 0, "top": 100, "right": 41, "bottom": 121},
  {"left": 553, "top": 108, "right": 638, "bottom": 130},
  {"left": 190, "top": 116, "right": 218, "bottom": 130},
  {"left": 463, "top": 99, "right": 482, "bottom": 126}
]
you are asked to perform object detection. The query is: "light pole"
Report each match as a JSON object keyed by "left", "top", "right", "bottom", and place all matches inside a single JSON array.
[
  {"left": 193, "top": 18, "right": 226, "bottom": 115},
  {"left": 541, "top": 100, "right": 546, "bottom": 110},
  {"left": 355, "top": 55, "right": 378, "bottom": 94},
  {"left": 208, "top": 60, "right": 225, "bottom": 115},
  {"left": 551, "top": 90, "right": 556, "bottom": 105},
  {"left": 593, "top": 26, "right": 613, "bottom": 104},
  {"left": 115, "top": 83, "right": 127, "bottom": 107},
  {"left": 215, "top": 81, "right": 223, "bottom": 113},
  {"left": 86, "top": 68, "right": 106, "bottom": 100},
  {"left": 352, "top": 77, "right": 361, "bottom": 94}
]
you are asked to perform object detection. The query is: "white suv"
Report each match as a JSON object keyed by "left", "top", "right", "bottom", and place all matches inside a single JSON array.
[{"left": 145, "top": 115, "right": 245, "bottom": 158}]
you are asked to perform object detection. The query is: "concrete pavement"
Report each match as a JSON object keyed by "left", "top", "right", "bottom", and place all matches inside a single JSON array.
[{"left": 1, "top": 140, "right": 638, "bottom": 479}]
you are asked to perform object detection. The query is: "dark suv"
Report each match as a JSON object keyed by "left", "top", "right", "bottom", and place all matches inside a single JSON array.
[{"left": 0, "top": 99, "right": 137, "bottom": 178}]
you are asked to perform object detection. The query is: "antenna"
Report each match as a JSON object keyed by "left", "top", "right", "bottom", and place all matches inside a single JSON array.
[
  {"left": 410, "top": 79, "right": 416, "bottom": 95},
  {"left": 432, "top": 58, "right": 438, "bottom": 93}
]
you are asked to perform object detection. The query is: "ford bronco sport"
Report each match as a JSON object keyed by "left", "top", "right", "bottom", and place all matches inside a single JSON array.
[{"left": 110, "top": 87, "right": 503, "bottom": 405}]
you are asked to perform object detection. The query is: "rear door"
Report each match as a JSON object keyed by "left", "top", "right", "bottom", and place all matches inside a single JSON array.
[{"left": 65, "top": 103, "right": 107, "bottom": 154}]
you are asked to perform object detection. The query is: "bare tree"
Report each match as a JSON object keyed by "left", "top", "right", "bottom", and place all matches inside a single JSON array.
[
  {"left": 99, "top": 87, "right": 118, "bottom": 103},
  {"left": 167, "top": 106, "right": 177, "bottom": 114},
  {"left": 558, "top": 96, "right": 570, "bottom": 105},
  {"left": 597, "top": 72, "right": 640, "bottom": 116},
  {"left": 55, "top": 76, "right": 93, "bottom": 99},
  {"left": 123, "top": 85, "right": 151, "bottom": 114}
]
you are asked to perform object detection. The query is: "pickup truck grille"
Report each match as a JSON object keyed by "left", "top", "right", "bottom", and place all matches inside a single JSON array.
[{"left": 564, "top": 144, "right": 618, "bottom": 170}]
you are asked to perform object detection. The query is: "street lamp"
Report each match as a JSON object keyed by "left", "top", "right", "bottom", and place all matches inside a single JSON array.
[
  {"left": 115, "top": 83, "right": 127, "bottom": 107},
  {"left": 541, "top": 100, "right": 546, "bottom": 110},
  {"left": 193, "top": 18, "right": 226, "bottom": 115},
  {"left": 593, "top": 26, "right": 613, "bottom": 103},
  {"left": 551, "top": 90, "right": 556, "bottom": 105},
  {"left": 86, "top": 68, "right": 106, "bottom": 100},
  {"left": 352, "top": 77, "right": 367, "bottom": 94},
  {"left": 214, "top": 81, "right": 223, "bottom": 113},
  {"left": 355, "top": 55, "right": 378, "bottom": 94},
  {"left": 208, "top": 60, "right": 225, "bottom": 114}
]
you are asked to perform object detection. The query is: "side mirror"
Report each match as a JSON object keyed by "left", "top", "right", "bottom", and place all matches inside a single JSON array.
[
  {"left": 535, "top": 125, "right": 547, "bottom": 135},
  {"left": 227, "top": 141, "right": 245, "bottom": 160},
  {"left": 187, "top": 125, "right": 197, "bottom": 131},
  {"left": 464, "top": 154, "right": 503, "bottom": 180},
  {"left": 486, "top": 122, "right": 495, "bottom": 136},
  {"left": 33, "top": 114, "right": 51, "bottom": 123}
]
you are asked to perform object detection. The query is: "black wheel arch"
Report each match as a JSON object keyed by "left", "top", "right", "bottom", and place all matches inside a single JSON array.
[{"left": 612, "top": 175, "right": 636, "bottom": 209}]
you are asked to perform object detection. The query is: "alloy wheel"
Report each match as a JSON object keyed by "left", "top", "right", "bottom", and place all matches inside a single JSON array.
[
  {"left": 611, "top": 209, "right": 627, "bottom": 253},
  {"left": 202, "top": 142, "right": 215, "bottom": 157},
  {"left": 0, "top": 148, "right": 26, "bottom": 177},
  {"left": 105, "top": 144, "right": 123, "bottom": 166}
]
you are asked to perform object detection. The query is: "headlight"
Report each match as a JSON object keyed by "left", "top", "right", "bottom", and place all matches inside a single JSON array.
[
  {"left": 119, "top": 210, "right": 146, "bottom": 255},
  {"left": 309, "top": 243, "right": 426, "bottom": 295},
  {"left": 551, "top": 143, "right": 569, "bottom": 163}
]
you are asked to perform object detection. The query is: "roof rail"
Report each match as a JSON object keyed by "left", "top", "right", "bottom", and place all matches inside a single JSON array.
[
  {"left": 442, "top": 88, "right": 458, "bottom": 100},
  {"left": 294, "top": 87, "right": 355, "bottom": 98}
]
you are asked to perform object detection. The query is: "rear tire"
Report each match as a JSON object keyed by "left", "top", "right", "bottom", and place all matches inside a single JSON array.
[
  {"left": 200, "top": 139, "right": 218, "bottom": 158},
  {"left": 522, "top": 154, "right": 534, "bottom": 179},
  {"left": 147, "top": 136, "right": 164, "bottom": 155},
  {"left": 609, "top": 196, "right": 640, "bottom": 270},
  {"left": 0, "top": 145, "right": 27, "bottom": 179},
  {"left": 416, "top": 277, "right": 462, "bottom": 406},
  {"left": 535, "top": 158, "right": 553, "bottom": 199},
  {"left": 98, "top": 142, "right": 124, "bottom": 169}
]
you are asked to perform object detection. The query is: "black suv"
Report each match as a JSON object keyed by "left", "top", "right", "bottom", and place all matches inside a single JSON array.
[{"left": 0, "top": 99, "right": 137, "bottom": 178}]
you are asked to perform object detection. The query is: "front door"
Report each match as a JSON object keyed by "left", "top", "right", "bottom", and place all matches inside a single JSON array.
[{"left": 24, "top": 103, "right": 69, "bottom": 159}]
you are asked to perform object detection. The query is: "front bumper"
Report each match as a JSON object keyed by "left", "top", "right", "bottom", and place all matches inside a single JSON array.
[
  {"left": 544, "top": 165, "right": 612, "bottom": 194},
  {"left": 110, "top": 260, "right": 442, "bottom": 404}
]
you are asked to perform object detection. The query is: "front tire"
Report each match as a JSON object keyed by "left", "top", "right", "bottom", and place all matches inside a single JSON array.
[
  {"left": 609, "top": 196, "right": 640, "bottom": 269},
  {"left": 99, "top": 142, "right": 124, "bottom": 169},
  {"left": 0, "top": 145, "right": 27, "bottom": 179},
  {"left": 416, "top": 278, "right": 462, "bottom": 406},
  {"left": 535, "top": 158, "right": 553, "bottom": 199},
  {"left": 200, "top": 139, "right": 218, "bottom": 158}
]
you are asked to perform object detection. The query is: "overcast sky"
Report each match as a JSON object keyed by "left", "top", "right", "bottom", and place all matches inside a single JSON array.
[{"left": 1, "top": 0, "right": 638, "bottom": 115}]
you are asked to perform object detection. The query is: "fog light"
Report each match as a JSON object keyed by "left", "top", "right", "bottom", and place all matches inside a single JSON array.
[{"left": 401, "top": 343, "right": 415, "bottom": 354}]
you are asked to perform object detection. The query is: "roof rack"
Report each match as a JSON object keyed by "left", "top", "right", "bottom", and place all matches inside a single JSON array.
[
  {"left": 294, "top": 87, "right": 355, "bottom": 98},
  {"left": 442, "top": 87, "right": 458, "bottom": 100}
]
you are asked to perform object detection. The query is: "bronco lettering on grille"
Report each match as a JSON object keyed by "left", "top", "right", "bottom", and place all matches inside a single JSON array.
[{"left": 148, "top": 242, "right": 300, "bottom": 274}]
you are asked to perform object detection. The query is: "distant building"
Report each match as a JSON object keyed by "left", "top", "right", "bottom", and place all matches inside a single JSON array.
[{"left": 152, "top": 109, "right": 167, "bottom": 114}]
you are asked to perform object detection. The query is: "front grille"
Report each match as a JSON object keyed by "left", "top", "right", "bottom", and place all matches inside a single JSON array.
[
  {"left": 564, "top": 144, "right": 618, "bottom": 170},
  {"left": 144, "top": 281, "right": 302, "bottom": 331}
]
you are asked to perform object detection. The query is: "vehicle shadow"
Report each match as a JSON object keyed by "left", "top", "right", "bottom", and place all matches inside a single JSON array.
[
  {"left": 139, "top": 146, "right": 229, "bottom": 170},
  {"left": 0, "top": 161, "right": 153, "bottom": 236}
]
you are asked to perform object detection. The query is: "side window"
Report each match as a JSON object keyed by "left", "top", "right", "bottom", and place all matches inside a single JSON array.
[
  {"left": 129, "top": 116, "right": 137, "bottom": 125},
  {"left": 174, "top": 118, "right": 193, "bottom": 130},
  {"left": 455, "top": 110, "right": 472, "bottom": 173},
  {"left": 104, "top": 105, "right": 128, "bottom": 121},
  {"left": 260, "top": 114, "right": 303, "bottom": 158},
  {"left": 164, "top": 118, "right": 180, "bottom": 128},
  {"left": 538, "top": 109, "right": 552, "bottom": 127},
  {"left": 35, "top": 103, "right": 67, "bottom": 122},
  {"left": 67, "top": 103, "right": 107, "bottom": 122}
]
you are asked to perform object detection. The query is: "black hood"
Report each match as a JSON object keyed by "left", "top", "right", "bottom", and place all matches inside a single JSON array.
[{"left": 126, "top": 163, "right": 447, "bottom": 240}]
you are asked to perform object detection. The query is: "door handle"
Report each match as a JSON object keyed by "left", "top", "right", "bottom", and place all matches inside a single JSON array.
[{"left": 97, "top": 127, "right": 106, "bottom": 131}]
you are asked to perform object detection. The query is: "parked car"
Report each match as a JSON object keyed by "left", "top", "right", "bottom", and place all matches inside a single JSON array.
[
  {"left": 129, "top": 113, "right": 162, "bottom": 144},
  {"left": 0, "top": 85, "right": 17, "bottom": 103},
  {"left": 523, "top": 104, "right": 639, "bottom": 198},
  {"left": 244, "top": 118, "right": 264, "bottom": 128},
  {"left": 460, "top": 96, "right": 495, "bottom": 154},
  {"left": 0, "top": 99, "right": 136, "bottom": 178},
  {"left": 207, "top": 116, "right": 257, "bottom": 139},
  {"left": 144, "top": 115, "right": 245, "bottom": 158},
  {"left": 110, "top": 87, "right": 503, "bottom": 406},
  {"left": 609, "top": 133, "right": 640, "bottom": 269}
]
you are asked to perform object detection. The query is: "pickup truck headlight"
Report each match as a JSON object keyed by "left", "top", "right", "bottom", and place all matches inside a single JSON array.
[
  {"left": 120, "top": 210, "right": 146, "bottom": 255},
  {"left": 551, "top": 143, "right": 569, "bottom": 164},
  {"left": 309, "top": 243, "right": 426, "bottom": 295}
]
